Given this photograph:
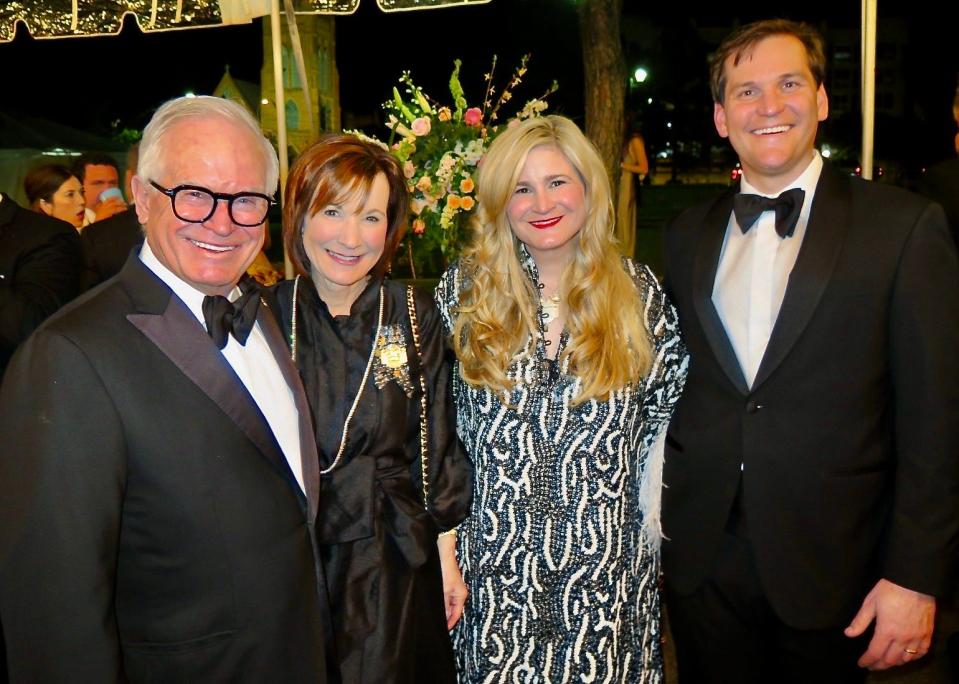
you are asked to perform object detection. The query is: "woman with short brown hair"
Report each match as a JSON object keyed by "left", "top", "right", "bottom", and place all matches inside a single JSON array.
[{"left": 274, "top": 134, "right": 473, "bottom": 683}]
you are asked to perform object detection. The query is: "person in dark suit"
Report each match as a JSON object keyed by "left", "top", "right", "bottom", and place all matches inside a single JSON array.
[
  {"left": 0, "top": 193, "right": 82, "bottom": 682},
  {"left": 80, "top": 206, "right": 143, "bottom": 289},
  {"left": 0, "top": 192, "right": 82, "bottom": 377},
  {"left": 80, "top": 141, "right": 146, "bottom": 290},
  {"left": 0, "top": 96, "right": 328, "bottom": 682},
  {"left": 662, "top": 19, "right": 959, "bottom": 683},
  {"left": 916, "top": 157, "right": 959, "bottom": 247}
]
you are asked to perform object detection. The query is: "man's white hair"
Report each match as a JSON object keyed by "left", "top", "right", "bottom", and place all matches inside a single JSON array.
[{"left": 137, "top": 96, "right": 279, "bottom": 195}]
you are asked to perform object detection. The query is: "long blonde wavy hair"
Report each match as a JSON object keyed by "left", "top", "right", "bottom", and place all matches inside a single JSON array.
[{"left": 452, "top": 115, "right": 652, "bottom": 404}]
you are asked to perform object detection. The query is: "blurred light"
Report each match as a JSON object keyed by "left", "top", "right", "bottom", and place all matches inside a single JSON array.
[
  {"left": 634, "top": 67, "right": 649, "bottom": 83},
  {"left": 184, "top": 91, "right": 196, "bottom": 98},
  {"left": 666, "top": 122, "right": 672, "bottom": 128},
  {"left": 261, "top": 98, "right": 270, "bottom": 105},
  {"left": 647, "top": 97, "right": 653, "bottom": 104},
  {"left": 821, "top": 144, "right": 832, "bottom": 159},
  {"left": 41, "top": 148, "right": 79, "bottom": 157}
]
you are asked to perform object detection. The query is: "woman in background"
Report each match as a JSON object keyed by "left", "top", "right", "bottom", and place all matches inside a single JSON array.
[
  {"left": 24, "top": 164, "right": 86, "bottom": 231},
  {"left": 435, "top": 115, "right": 686, "bottom": 683},
  {"left": 274, "top": 134, "right": 472, "bottom": 683},
  {"left": 616, "top": 119, "right": 649, "bottom": 258}
]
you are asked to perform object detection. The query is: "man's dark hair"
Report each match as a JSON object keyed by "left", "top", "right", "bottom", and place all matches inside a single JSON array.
[
  {"left": 71, "top": 152, "right": 120, "bottom": 182},
  {"left": 709, "top": 19, "right": 827, "bottom": 104}
]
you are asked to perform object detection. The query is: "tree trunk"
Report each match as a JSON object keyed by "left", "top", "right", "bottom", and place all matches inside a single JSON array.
[{"left": 578, "top": 0, "right": 626, "bottom": 203}]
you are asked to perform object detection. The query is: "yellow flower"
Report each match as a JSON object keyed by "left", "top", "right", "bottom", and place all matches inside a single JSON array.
[
  {"left": 460, "top": 196, "right": 475, "bottom": 211},
  {"left": 438, "top": 107, "right": 452, "bottom": 122},
  {"left": 446, "top": 194, "right": 462, "bottom": 210},
  {"left": 459, "top": 177, "right": 475, "bottom": 193},
  {"left": 416, "top": 176, "right": 432, "bottom": 192}
]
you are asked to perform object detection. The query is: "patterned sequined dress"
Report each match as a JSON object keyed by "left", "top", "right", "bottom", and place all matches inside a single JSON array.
[{"left": 435, "top": 254, "right": 687, "bottom": 684}]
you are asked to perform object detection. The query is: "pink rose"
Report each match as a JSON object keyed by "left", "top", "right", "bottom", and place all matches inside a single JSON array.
[
  {"left": 403, "top": 161, "right": 415, "bottom": 179},
  {"left": 411, "top": 117, "right": 432, "bottom": 137},
  {"left": 464, "top": 107, "right": 483, "bottom": 127}
]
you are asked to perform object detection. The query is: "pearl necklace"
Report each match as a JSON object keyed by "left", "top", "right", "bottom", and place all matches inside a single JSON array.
[{"left": 290, "top": 274, "right": 384, "bottom": 474}]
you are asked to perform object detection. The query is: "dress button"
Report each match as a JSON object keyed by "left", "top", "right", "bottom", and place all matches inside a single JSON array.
[{"left": 745, "top": 400, "right": 761, "bottom": 414}]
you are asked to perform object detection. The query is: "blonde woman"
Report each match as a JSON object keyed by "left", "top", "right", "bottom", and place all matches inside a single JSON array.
[{"left": 434, "top": 115, "right": 687, "bottom": 683}]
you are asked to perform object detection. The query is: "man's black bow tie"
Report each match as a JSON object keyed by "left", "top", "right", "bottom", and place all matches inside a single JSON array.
[
  {"left": 202, "top": 276, "right": 262, "bottom": 350},
  {"left": 733, "top": 187, "right": 806, "bottom": 238}
]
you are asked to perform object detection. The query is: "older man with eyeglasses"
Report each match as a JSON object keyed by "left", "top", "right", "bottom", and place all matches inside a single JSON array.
[{"left": 0, "top": 96, "right": 330, "bottom": 683}]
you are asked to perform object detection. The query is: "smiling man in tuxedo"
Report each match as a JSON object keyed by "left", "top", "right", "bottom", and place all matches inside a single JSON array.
[
  {"left": 0, "top": 96, "right": 327, "bottom": 682},
  {"left": 662, "top": 19, "right": 959, "bottom": 682}
]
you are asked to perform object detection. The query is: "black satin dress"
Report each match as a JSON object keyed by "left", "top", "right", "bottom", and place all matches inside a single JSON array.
[{"left": 274, "top": 275, "right": 472, "bottom": 684}]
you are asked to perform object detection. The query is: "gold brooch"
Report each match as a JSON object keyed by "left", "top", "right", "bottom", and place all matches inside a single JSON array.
[
  {"left": 373, "top": 324, "right": 414, "bottom": 397},
  {"left": 380, "top": 343, "right": 407, "bottom": 369}
]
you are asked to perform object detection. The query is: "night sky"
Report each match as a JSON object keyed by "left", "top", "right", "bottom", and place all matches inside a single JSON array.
[{"left": 1, "top": 0, "right": 956, "bottom": 164}]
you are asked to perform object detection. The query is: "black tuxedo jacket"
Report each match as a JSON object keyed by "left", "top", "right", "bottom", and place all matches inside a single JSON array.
[
  {"left": 0, "top": 193, "right": 81, "bottom": 377},
  {"left": 916, "top": 157, "right": 959, "bottom": 247},
  {"left": 80, "top": 206, "right": 143, "bottom": 290},
  {"left": 0, "top": 255, "right": 326, "bottom": 682},
  {"left": 662, "top": 162, "right": 959, "bottom": 629}
]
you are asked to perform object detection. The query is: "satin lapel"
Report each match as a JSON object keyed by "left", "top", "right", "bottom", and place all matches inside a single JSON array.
[
  {"left": 258, "top": 292, "right": 320, "bottom": 524},
  {"left": 752, "top": 164, "right": 851, "bottom": 390},
  {"left": 692, "top": 186, "right": 750, "bottom": 395},
  {"left": 122, "top": 260, "right": 294, "bottom": 485}
]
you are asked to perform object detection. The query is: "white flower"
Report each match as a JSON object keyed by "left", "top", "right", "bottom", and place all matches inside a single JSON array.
[
  {"left": 462, "top": 139, "right": 485, "bottom": 165},
  {"left": 386, "top": 114, "right": 413, "bottom": 140},
  {"left": 343, "top": 129, "right": 390, "bottom": 151},
  {"left": 518, "top": 98, "right": 549, "bottom": 120}
]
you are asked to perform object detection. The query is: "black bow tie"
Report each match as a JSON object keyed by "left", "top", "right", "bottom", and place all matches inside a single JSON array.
[
  {"left": 733, "top": 188, "right": 805, "bottom": 238},
  {"left": 202, "top": 276, "right": 262, "bottom": 349}
]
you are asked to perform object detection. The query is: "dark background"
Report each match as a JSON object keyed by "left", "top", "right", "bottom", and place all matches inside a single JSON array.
[{"left": 2, "top": 0, "right": 956, "bottom": 167}]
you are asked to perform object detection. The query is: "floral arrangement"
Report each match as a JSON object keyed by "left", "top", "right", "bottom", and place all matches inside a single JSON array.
[{"left": 365, "top": 55, "right": 557, "bottom": 277}]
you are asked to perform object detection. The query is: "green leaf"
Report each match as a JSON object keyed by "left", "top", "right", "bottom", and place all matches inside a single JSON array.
[
  {"left": 393, "top": 87, "right": 416, "bottom": 124},
  {"left": 449, "top": 59, "right": 467, "bottom": 119}
]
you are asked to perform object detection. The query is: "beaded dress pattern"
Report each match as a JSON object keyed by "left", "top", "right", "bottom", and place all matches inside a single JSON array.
[{"left": 435, "top": 253, "right": 687, "bottom": 684}]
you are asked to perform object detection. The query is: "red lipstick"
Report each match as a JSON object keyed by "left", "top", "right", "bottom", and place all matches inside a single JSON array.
[{"left": 529, "top": 217, "right": 562, "bottom": 229}]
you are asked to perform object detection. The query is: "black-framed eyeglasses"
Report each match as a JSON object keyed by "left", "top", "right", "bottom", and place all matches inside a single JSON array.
[{"left": 150, "top": 181, "right": 274, "bottom": 227}]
